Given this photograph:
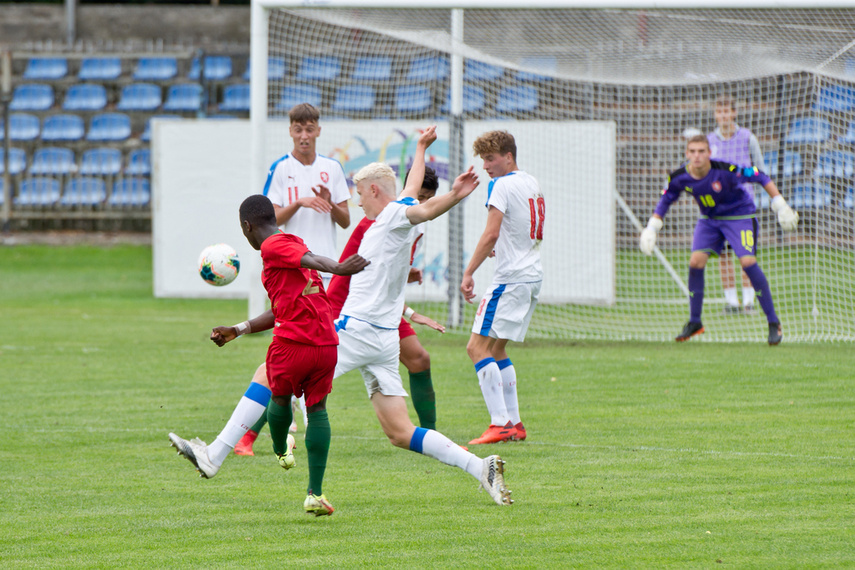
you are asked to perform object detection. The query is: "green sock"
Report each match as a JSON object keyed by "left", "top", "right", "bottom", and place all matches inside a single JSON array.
[
  {"left": 267, "top": 399, "right": 293, "bottom": 457},
  {"left": 409, "top": 369, "right": 436, "bottom": 430},
  {"left": 305, "top": 409, "right": 331, "bottom": 496},
  {"left": 248, "top": 412, "right": 267, "bottom": 434}
]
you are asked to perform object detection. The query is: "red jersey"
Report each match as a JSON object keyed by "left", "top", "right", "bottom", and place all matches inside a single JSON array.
[{"left": 260, "top": 232, "right": 338, "bottom": 346}]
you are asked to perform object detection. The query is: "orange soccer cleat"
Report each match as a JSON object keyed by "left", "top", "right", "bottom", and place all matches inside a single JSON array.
[
  {"left": 234, "top": 429, "right": 258, "bottom": 456},
  {"left": 468, "top": 422, "right": 517, "bottom": 445}
]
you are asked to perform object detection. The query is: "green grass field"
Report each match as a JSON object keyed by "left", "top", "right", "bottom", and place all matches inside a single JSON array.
[{"left": 1, "top": 245, "right": 853, "bottom": 568}]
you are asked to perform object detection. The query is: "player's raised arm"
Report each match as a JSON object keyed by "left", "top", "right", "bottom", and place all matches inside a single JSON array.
[
  {"left": 406, "top": 166, "right": 479, "bottom": 225},
  {"left": 400, "top": 126, "right": 437, "bottom": 201},
  {"left": 301, "top": 251, "right": 370, "bottom": 276}
]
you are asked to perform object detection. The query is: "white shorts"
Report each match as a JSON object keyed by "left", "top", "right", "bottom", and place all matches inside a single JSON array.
[
  {"left": 471, "top": 281, "right": 541, "bottom": 342},
  {"left": 334, "top": 316, "right": 408, "bottom": 398}
]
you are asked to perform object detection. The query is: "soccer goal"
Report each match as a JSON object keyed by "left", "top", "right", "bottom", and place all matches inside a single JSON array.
[{"left": 250, "top": 0, "right": 855, "bottom": 342}]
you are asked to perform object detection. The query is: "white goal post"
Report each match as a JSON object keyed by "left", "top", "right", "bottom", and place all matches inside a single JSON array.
[{"left": 250, "top": 0, "right": 855, "bottom": 342}]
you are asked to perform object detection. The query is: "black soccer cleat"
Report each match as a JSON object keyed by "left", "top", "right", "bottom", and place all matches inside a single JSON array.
[
  {"left": 768, "top": 322, "right": 783, "bottom": 346},
  {"left": 675, "top": 321, "right": 704, "bottom": 342}
]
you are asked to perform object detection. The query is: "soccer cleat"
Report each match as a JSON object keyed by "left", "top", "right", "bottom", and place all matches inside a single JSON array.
[
  {"left": 234, "top": 429, "right": 258, "bottom": 456},
  {"left": 168, "top": 432, "right": 219, "bottom": 479},
  {"left": 513, "top": 422, "right": 526, "bottom": 441},
  {"left": 768, "top": 322, "right": 783, "bottom": 346},
  {"left": 675, "top": 321, "right": 704, "bottom": 342},
  {"left": 277, "top": 434, "right": 296, "bottom": 470},
  {"left": 722, "top": 305, "right": 742, "bottom": 315},
  {"left": 479, "top": 455, "right": 513, "bottom": 505},
  {"left": 304, "top": 493, "right": 334, "bottom": 516},
  {"left": 468, "top": 422, "right": 517, "bottom": 445}
]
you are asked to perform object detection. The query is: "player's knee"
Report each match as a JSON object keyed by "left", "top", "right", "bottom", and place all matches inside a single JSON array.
[
  {"left": 404, "top": 349, "right": 430, "bottom": 373},
  {"left": 739, "top": 255, "right": 757, "bottom": 268}
]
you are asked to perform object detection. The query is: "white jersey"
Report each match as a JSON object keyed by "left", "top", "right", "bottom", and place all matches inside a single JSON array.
[
  {"left": 486, "top": 170, "right": 544, "bottom": 284},
  {"left": 340, "top": 198, "right": 418, "bottom": 329},
  {"left": 262, "top": 153, "right": 350, "bottom": 260}
]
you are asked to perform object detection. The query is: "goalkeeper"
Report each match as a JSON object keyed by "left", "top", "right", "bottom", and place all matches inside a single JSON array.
[{"left": 639, "top": 134, "right": 798, "bottom": 345}]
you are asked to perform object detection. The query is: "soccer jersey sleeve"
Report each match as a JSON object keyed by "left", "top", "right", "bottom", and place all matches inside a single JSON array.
[
  {"left": 734, "top": 165, "right": 771, "bottom": 187},
  {"left": 653, "top": 175, "right": 683, "bottom": 218},
  {"left": 486, "top": 178, "right": 510, "bottom": 213},
  {"left": 262, "top": 156, "right": 289, "bottom": 207},
  {"left": 260, "top": 234, "right": 309, "bottom": 269},
  {"left": 328, "top": 160, "right": 351, "bottom": 205}
]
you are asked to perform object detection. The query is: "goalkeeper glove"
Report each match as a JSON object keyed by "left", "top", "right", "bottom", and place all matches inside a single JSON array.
[
  {"left": 771, "top": 195, "right": 799, "bottom": 231},
  {"left": 639, "top": 216, "right": 663, "bottom": 256}
]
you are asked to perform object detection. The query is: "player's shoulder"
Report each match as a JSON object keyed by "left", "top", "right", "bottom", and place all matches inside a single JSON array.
[
  {"left": 710, "top": 160, "right": 739, "bottom": 173},
  {"left": 316, "top": 153, "right": 345, "bottom": 170},
  {"left": 667, "top": 165, "right": 688, "bottom": 183}
]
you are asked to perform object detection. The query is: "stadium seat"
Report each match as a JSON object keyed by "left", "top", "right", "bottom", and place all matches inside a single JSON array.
[
  {"left": 219, "top": 84, "right": 250, "bottom": 112},
  {"left": 243, "top": 57, "right": 288, "bottom": 81},
  {"left": 30, "top": 147, "right": 76, "bottom": 176},
  {"left": 78, "top": 57, "right": 122, "bottom": 81},
  {"left": 276, "top": 84, "right": 322, "bottom": 110},
  {"left": 163, "top": 84, "right": 203, "bottom": 112},
  {"left": 515, "top": 56, "right": 557, "bottom": 82},
  {"left": 792, "top": 183, "right": 832, "bottom": 209},
  {"left": 838, "top": 120, "right": 855, "bottom": 144},
  {"left": 110, "top": 178, "right": 151, "bottom": 207},
  {"left": 189, "top": 56, "right": 233, "bottom": 81},
  {"left": 141, "top": 115, "right": 183, "bottom": 142},
  {"left": 0, "top": 114, "right": 40, "bottom": 141},
  {"left": 23, "top": 57, "right": 68, "bottom": 80},
  {"left": 785, "top": 117, "right": 832, "bottom": 144},
  {"left": 41, "top": 114, "right": 85, "bottom": 142},
  {"left": 332, "top": 84, "right": 376, "bottom": 113},
  {"left": 814, "top": 150, "right": 855, "bottom": 178},
  {"left": 395, "top": 85, "right": 432, "bottom": 114},
  {"left": 296, "top": 56, "right": 341, "bottom": 81},
  {"left": 125, "top": 148, "right": 152, "bottom": 176},
  {"left": 62, "top": 83, "right": 108, "bottom": 112},
  {"left": 117, "top": 83, "right": 163, "bottom": 112},
  {"left": 61, "top": 177, "right": 107, "bottom": 207},
  {"left": 10, "top": 84, "right": 54, "bottom": 112},
  {"left": 0, "top": 148, "right": 26, "bottom": 175},
  {"left": 813, "top": 84, "right": 855, "bottom": 113},
  {"left": 79, "top": 148, "right": 123, "bottom": 176},
  {"left": 495, "top": 84, "right": 539, "bottom": 114},
  {"left": 407, "top": 56, "right": 449, "bottom": 82},
  {"left": 15, "top": 177, "right": 61, "bottom": 207},
  {"left": 442, "top": 84, "right": 486, "bottom": 114},
  {"left": 133, "top": 57, "right": 178, "bottom": 81},
  {"left": 464, "top": 60, "right": 504, "bottom": 82},
  {"left": 842, "top": 188, "right": 854, "bottom": 209},
  {"left": 351, "top": 56, "right": 393, "bottom": 82},
  {"left": 86, "top": 113, "right": 132, "bottom": 142},
  {"left": 763, "top": 150, "right": 803, "bottom": 178}
]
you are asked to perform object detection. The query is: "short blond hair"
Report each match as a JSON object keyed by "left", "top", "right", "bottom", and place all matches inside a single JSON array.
[
  {"left": 473, "top": 130, "right": 516, "bottom": 159},
  {"left": 686, "top": 134, "right": 710, "bottom": 149},
  {"left": 352, "top": 162, "right": 397, "bottom": 197}
]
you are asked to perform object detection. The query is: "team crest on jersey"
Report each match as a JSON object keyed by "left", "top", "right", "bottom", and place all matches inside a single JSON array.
[
  {"left": 712, "top": 181, "right": 722, "bottom": 193},
  {"left": 320, "top": 172, "right": 329, "bottom": 183}
]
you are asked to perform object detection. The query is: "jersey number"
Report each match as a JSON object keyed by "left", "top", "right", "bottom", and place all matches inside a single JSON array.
[
  {"left": 740, "top": 229, "right": 754, "bottom": 250},
  {"left": 699, "top": 195, "right": 716, "bottom": 208},
  {"left": 301, "top": 274, "right": 320, "bottom": 296},
  {"left": 528, "top": 197, "right": 546, "bottom": 240},
  {"left": 288, "top": 186, "right": 297, "bottom": 205}
]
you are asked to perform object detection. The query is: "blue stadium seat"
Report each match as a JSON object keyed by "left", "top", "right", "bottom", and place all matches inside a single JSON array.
[
  {"left": 0, "top": 148, "right": 26, "bottom": 175},
  {"left": 395, "top": 85, "right": 432, "bottom": 114},
  {"left": 79, "top": 57, "right": 122, "bottom": 81},
  {"left": 163, "top": 84, "right": 203, "bottom": 112},
  {"left": 62, "top": 84, "right": 108, "bottom": 112},
  {"left": 219, "top": 84, "right": 250, "bottom": 112},
  {"left": 41, "top": 114, "right": 85, "bottom": 142},
  {"left": 86, "top": 113, "right": 132, "bottom": 142},
  {"left": 15, "top": 177, "right": 61, "bottom": 207},
  {"left": 814, "top": 150, "right": 855, "bottom": 178},
  {"left": 785, "top": 117, "right": 832, "bottom": 144},
  {"left": 842, "top": 188, "right": 855, "bottom": 209},
  {"left": 407, "top": 56, "right": 449, "bottom": 82},
  {"left": 838, "top": 120, "right": 855, "bottom": 144},
  {"left": 332, "top": 85, "right": 376, "bottom": 113},
  {"left": 24, "top": 58, "right": 68, "bottom": 80},
  {"left": 110, "top": 178, "right": 151, "bottom": 207},
  {"left": 296, "top": 56, "right": 341, "bottom": 81},
  {"left": 117, "top": 83, "right": 163, "bottom": 112},
  {"left": 189, "top": 56, "right": 233, "bottom": 81},
  {"left": 133, "top": 57, "right": 178, "bottom": 81},
  {"left": 0, "top": 114, "right": 40, "bottom": 141},
  {"left": 351, "top": 56, "right": 393, "bottom": 82},
  {"left": 276, "top": 84, "right": 322, "bottom": 110},
  {"left": 30, "top": 147, "right": 76, "bottom": 176},
  {"left": 763, "top": 150, "right": 803, "bottom": 178},
  {"left": 141, "top": 115, "right": 183, "bottom": 142},
  {"left": 813, "top": 84, "right": 855, "bottom": 113},
  {"left": 80, "top": 148, "right": 122, "bottom": 176},
  {"left": 125, "top": 148, "right": 152, "bottom": 176},
  {"left": 62, "top": 177, "right": 107, "bottom": 207},
  {"left": 515, "top": 56, "right": 557, "bottom": 82},
  {"left": 10, "top": 84, "right": 54, "bottom": 111},
  {"left": 442, "top": 85, "right": 486, "bottom": 114},
  {"left": 495, "top": 85, "right": 539, "bottom": 114},
  {"left": 792, "top": 183, "right": 832, "bottom": 210},
  {"left": 464, "top": 60, "right": 504, "bottom": 82},
  {"left": 243, "top": 57, "right": 288, "bottom": 81}
]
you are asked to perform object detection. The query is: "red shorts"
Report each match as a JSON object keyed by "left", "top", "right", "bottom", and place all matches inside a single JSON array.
[
  {"left": 265, "top": 337, "right": 336, "bottom": 407},
  {"left": 398, "top": 317, "right": 417, "bottom": 340}
]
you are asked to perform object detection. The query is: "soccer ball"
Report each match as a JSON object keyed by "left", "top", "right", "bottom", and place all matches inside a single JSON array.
[{"left": 198, "top": 243, "right": 240, "bottom": 286}]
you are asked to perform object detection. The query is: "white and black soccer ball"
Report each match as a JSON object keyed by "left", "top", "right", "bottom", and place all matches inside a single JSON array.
[{"left": 198, "top": 243, "right": 240, "bottom": 286}]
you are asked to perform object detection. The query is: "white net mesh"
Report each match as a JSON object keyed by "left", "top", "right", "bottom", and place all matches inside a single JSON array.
[{"left": 259, "top": 7, "right": 855, "bottom": 342}]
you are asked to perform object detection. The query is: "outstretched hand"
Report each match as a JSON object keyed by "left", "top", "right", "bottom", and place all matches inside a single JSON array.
[
  {"left": 211, "top": 326, "right": 237, "bottom": 347},
  {"left": 337, "top": 254, "right": 370, "bottom": 275},
  {"left": 411, "top": 312, "right": 446, "bottom": 333},
  {"left": 417, "top": 125, "right": 437, "bottom": 149},
  {"left": 451, "top": 166, "right": 480, "bottom": 201}
]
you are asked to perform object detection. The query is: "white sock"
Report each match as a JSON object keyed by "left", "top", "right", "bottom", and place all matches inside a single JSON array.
[
  {"left": 743, "top": 287, "right": 756, "bottom": 307},
  {"left": 208, "top": 382, "right": 271, "bottom": 466},
  {"left": 497, "top": 359, "right": 520, "bottom": 425},
  {"left": 475, "top": 358, "right": 509, "bottom": 426},
  {"left": 416, "top": 428, "right": 483, "bottom": 481},
  {"left": 724, "top": 287, "right": 739, "bottom": 307}
]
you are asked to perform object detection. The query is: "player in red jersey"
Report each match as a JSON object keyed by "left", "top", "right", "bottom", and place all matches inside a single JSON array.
[{"left": 168, "top": 194, "right": 368, "bottom": 517}]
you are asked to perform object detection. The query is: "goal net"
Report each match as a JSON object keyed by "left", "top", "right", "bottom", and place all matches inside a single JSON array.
[{"left": 252, "top": 2, "right": 855, "bottom": 342}]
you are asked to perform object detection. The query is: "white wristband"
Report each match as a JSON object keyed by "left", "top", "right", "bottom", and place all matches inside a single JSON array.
[
  {"left": 404, "top": 307, "right": 416, "bottom": 320},
  {"left": 233, "top": 321, "right": 251, "bottom": 336}
]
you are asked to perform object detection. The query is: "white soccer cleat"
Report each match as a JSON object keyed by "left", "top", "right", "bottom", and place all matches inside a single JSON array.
[
  {"left": 479, "top": 455, "right": 513, "bottom": 505},
  {"left": 277, "top": 434, "right": 296, "bottom": 470},
  {"left": 304, "top": 493, "right": 334, "bottom": 516},
  {"left": 168, "top": 432, "right": 219, "bottom": 479}
]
